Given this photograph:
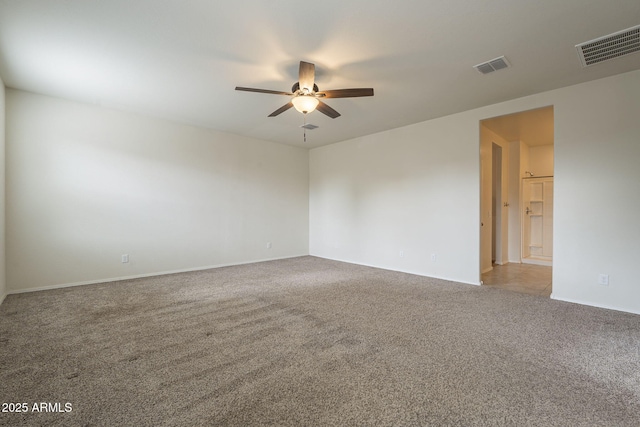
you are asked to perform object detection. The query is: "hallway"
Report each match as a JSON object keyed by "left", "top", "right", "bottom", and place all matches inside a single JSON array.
[{"left": 482, "top": 263, "right": 552, "bottom": 297}]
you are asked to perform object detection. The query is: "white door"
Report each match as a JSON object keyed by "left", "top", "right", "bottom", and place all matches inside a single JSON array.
[{"left": 522, "top": 177, "right": 553, "bottom": 265}]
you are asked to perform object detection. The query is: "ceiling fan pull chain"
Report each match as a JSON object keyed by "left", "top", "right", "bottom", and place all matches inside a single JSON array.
[{"left": 303, "top": 114, "right": 307, "bottom": 143}]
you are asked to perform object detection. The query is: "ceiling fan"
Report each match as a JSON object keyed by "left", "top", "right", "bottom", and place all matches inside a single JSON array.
[{"left": 235, "top": 61, "right": 374, "bottom": 118}]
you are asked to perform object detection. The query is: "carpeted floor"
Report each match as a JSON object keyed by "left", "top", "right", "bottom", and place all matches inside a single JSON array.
[{"left": 1, "top": 256, "right": 639, "bottom": 426}]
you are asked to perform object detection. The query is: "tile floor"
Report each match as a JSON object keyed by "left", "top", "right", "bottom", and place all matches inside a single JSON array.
[{"left": 481, "top": 263, "right": 552, "bottom": 297}]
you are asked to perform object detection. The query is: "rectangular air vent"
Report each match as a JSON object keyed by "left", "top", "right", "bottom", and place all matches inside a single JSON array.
[
  {"left": 300, "top": 124, "right": 318, "bottom": 130},
  {"left": 576, "top": 25, "right": 640, "bottom": 67},
  {"left": 473, "top": 56, "right": 511, "bottom": 75}
]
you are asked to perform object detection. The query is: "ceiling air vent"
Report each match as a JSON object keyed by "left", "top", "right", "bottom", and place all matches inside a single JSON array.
[
  {"left": 473, "top": 56, "right": 511, "bottom": 75},
  {"left": 300, "top": 123, "right": 318, "bottom": 130},
  {"left": 576, "top": 25, "right": 640, "bottom": 67}
]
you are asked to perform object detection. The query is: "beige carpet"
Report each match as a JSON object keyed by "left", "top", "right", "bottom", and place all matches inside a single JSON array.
[{"left": 1, "top": 256, "right": 639, "bottom": 426}]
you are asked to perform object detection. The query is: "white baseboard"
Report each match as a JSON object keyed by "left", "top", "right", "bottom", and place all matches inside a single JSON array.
[
  {"left": 7, "top": 254, "right": 309, "bottom": 295},
  {"left": 311, "top": 255, "right": 482, "bottom": 286},
  {"left": 550, "top": 294, "right": 640, "bottom": 316},
  {"left": 522, "top": 256, "right": 552, "bottom": 267},
  {"left": 0, "top": 292, "right": 6, "bottom": 306}
]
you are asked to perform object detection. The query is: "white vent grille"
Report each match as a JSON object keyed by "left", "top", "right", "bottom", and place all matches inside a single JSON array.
[
  {"left": 576, "top": 25, "right": 640, "bottom": 67},
  {"left": 473, "top": 56, "right": 511, "bottom": 75},
  {"left": 300, "top": 123, "right": 318, "bottom": 130}
]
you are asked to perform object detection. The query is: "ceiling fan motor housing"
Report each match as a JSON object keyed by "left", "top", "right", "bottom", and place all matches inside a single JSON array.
[{"left": 292, "top": 82, "right": 319, "bottom": 94}]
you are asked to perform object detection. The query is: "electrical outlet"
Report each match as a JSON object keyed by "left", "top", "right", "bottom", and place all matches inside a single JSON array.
[
  {"left": 598, "top": 274, "right": 609, "bottom": 286},
  {"left": 122, "top": 254, "right": 129, "bottom": 263},
  {"left": 266, "top": 242, "right": 272, "bottom": 249},
  {"left": 431, "top": 254, "right": 437, "bottom": 262},
  {"left": 399, "top": 251, "right": 404, "bottom": 258}
]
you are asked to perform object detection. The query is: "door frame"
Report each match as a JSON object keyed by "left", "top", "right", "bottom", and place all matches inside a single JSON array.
[{"left": 479, "top": 105, "right": 555, "bottom": 284}]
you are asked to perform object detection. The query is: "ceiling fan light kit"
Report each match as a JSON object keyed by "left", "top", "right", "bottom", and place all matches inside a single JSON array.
[
  {"left": 291, "top": 95, "right": 319, "bottom": 114},
  {"left": 235, "top": 61, "right": 374, "bottom": 119}
]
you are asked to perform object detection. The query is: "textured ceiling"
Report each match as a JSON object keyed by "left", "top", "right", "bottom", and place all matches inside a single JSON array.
[
  {"left": 0, "top": 1, "right": 639, "bottom": 148},
  {"left": 482, "top": 107, "right": 554, "bottom": 147}
]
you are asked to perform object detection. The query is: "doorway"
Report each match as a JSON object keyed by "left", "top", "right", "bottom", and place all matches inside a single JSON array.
[
  {"left": 521, "top": 176, "right": 553, "bottom": 266},
  {"left": 479, "top": 106, "right": 554, "bottom": 296}
]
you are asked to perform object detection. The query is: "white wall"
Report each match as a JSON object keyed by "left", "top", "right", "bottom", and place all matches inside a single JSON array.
[
  {"left": 0, "top": 77, "right": 5, "bottom": 304},
  {"left": 6, "top": 90, "right": 309, "bottom": 292},
  {"left": 480, "top": 125, "right": 510, "bottom": 272},
  {"left": 552, "top": 72, "right": 640, "bottom": 314},
  {"left": 507, "top": 141, "right": 522, "bottom": 262},
  {"left": 310, "top": 113, "right": 481, "bottom": 285},
  {"left": 310, "top": 69, "right": 640, "bottom": 315},
  {"left": 529, "top": 145, "right": 554, "bottom": 177}
]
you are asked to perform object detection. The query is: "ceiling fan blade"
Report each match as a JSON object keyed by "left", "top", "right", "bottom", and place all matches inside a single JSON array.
[
  {"left": 316, "top": 100, "right": 341, "bottom": 119},
  {"left": 235, "top": 87, "right": 293, "bottom": 96},
  {"left": 268, "top": 102, "right": 294, "bottom": 117},
  {"left": 317, "top": 88, "right": 374, "bottom": 98},
  {"left": 298, "top": 61, "right": 315, "bottom": 93}
]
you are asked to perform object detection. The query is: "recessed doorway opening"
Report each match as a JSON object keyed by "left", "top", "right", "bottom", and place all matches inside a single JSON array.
[{"left": 479, "top": 106, "right": 554, "bottom": 296}]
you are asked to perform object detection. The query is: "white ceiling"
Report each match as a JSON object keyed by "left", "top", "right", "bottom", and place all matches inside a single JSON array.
[
  {"left": 482, "top": 106, "right": 554, "bottom": 147},
  {"left": 0, "top": 1, "right": 638, "bottom": 148}
]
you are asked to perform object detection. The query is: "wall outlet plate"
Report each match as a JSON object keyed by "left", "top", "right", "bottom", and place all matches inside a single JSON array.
[{"left": 598, "top": 274, "right": 609, "bottom": 286}]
